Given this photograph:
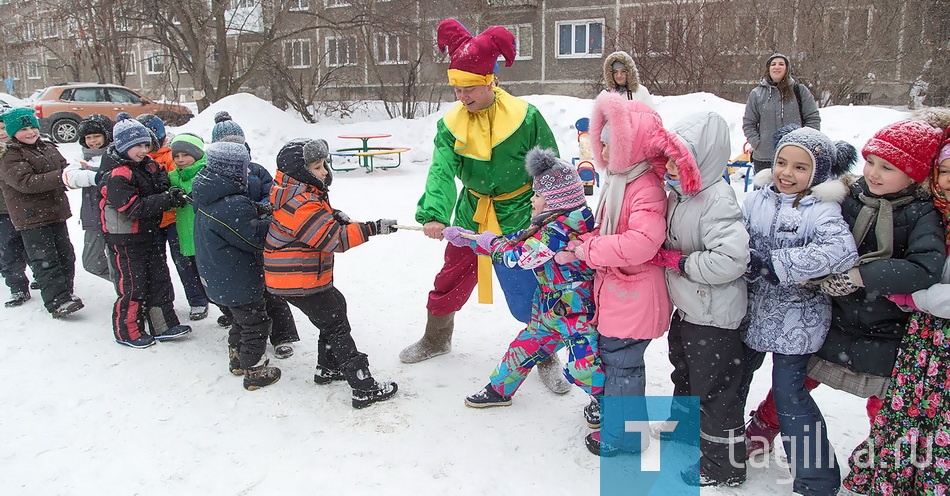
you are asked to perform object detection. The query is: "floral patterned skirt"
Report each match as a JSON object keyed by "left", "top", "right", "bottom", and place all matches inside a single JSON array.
[{"left": 843, "top": 312, "right": 950, "bottom": 495}]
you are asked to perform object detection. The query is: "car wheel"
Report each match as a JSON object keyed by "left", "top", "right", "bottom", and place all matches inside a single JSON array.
[{"left": 51, "top": 119, "right": 80, "bottom": 143}]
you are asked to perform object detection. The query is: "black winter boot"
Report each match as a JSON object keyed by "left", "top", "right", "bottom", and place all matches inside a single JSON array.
[
  {"left": 228, "top": 346, "right": 244, "bottom": 375},
  {"left": 4, "top": 291, "right": 30, "bottom": 308},
  {"left": 243, "top": 358, "right": 281, "bottom": 391},
  {"left": 585, "top": 396, "right": 601, "bottom": 429},
  {"left": 352, "top": 381, "right": 398, "bottom": 409},
  {"left": 314, "top": 366, "right": 345, "bottom": 385},
  {"left": 343, "top": 353, "right": 397, "bottom": 408}
]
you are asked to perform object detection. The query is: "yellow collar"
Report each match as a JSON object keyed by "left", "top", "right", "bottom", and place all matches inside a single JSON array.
[{"left": 442, "top": 88, "right": 529, "bottom": 161}]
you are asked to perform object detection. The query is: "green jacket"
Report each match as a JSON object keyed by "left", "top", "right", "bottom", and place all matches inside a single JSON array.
[
  {"left": 167, "top": 136, "right": 206, "bottom": 257},
  {"left": 415, "top": 103, "right": 558, "bottom": 233}
]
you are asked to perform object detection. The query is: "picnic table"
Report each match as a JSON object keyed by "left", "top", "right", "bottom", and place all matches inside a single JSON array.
[{"left": 330, "top": 134, "right": 410, "bottom": 173}]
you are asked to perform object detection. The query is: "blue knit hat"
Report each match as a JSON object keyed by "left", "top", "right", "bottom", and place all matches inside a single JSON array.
[
  {"left": 2, "top": 107, "right": 40, "bottom": 137},
  {"left": 136, "top": 113, "right": 166, "bottom": 144},
  {"left": 205, "top": 141, "right": 249, "bottom": 186},
  {"left": 211, "top": 111, "right": 245, "bottom": 144},
  {"left": 113, "top": 114, "right": 153, "bottom": 155}
]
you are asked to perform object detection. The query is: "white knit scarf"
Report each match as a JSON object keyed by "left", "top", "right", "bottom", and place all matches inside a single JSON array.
[{"left": 594, "top": 161, "right": 653, "bottom": 235}]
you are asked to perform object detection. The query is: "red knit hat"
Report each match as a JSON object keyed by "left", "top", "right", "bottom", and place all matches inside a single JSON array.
[
  {"left": 437, "top": 19, "right": 516, "bottom": 87},
  {"left": 862, "top": 119, "right": 944, "bottom": 183}
]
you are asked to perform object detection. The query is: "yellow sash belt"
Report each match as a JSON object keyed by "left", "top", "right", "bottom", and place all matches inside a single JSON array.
[{"left": 468, "top": 182, "right": 532, "bottom": 304}]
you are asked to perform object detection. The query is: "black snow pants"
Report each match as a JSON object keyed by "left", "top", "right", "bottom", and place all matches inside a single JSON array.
[
  {"left": 285, "top": 288, "right": 374, "bottom": 389},
  {"left": 667, "top": 313, "right": 747, "bottom": 482}
]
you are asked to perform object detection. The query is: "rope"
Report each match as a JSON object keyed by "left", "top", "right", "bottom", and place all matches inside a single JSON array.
[{"left": 392, "top": 224, "right": 478, "bottom": 240}]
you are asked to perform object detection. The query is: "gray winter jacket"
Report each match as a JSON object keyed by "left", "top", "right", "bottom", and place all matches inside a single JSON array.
[
  {"left": 664, "top": 112, "right": 750, "bottom": 330},
  {"left": 742, "top": 78, "right": 821, "bottom": 163},
  {"left": 742, "top": 176, "right": 859, "bottom": 355}
]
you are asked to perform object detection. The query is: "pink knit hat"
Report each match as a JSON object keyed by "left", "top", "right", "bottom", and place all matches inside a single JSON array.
[
  {"left": 525, "top": 147, "right": 586, "bottom": 211},
  {"left": 862, "top": 119, "right": 944, "bottom": 183}
]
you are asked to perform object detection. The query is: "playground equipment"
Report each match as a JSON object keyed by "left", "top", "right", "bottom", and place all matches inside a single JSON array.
[
  {"left": 725, "top": 142, "right": 754, "bottom": 192},
  {"left": 572, "top": 118, "right": 598, "bottom": 195}
]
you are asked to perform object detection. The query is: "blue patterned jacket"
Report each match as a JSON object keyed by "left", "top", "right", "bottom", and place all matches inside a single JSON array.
[{"left": 742, "top": 183, "right": 858, "bottom": 354}]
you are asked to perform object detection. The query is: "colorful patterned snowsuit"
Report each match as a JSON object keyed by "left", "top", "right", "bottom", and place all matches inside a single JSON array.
[{"left": 474, "top": 207, "right": 604, "bottom": 397}]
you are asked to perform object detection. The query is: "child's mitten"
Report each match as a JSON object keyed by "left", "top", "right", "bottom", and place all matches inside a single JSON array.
[
  {"left": 820, "top": 268, "right": 863, "bottom": 296},
  {"left": 553, "top": 250, "right": 579, "bottom": 264},
  {"left": 748, "top": 249, "right": 779, "bottom": 285},
  {"left": 371, "top": 219, "right": 398, "bottom": 235},
  {"left": 475, "top": 231, "right": 498, "bottom": 252},
  {"left": 254, "top": 201, "right": 274, "bottom": 217},
  {"left": 442, "top": 226, "right": 474, "bottom": 247},
  {"left": 885, "top": 294, "right": 918, "bottom": 311},
  {"left": 649, "top": 249, "right": 683, "bottom": 272}
]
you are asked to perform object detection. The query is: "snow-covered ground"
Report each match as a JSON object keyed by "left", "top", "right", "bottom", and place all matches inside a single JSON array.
[{"left": 0, "top": 92, "right": 911, "bottom": 495}]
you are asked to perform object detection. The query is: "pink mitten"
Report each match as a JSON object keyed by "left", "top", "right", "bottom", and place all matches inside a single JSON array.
[
  {"left": 573, "top": 242, "right": 587, "bottom": 261},
  {"left": 554, "top": 250, "right": 579, "bottom": 264},
  {"left": 649, "top": 249, "right": 684, "bottom": 271},
  {"left": 442, "top": 226, "right": 475, "bottom": 247},
  {"left": 885, "top": 294, "right": 918, "bottom": 311},
  {"left": 474, "top": 231, "right": 499, "bottom": 252}
]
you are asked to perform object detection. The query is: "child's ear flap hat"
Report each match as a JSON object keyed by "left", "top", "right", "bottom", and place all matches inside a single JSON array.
[
  {"left": 773, "top": 124, "right": 857, "bottom": 187},
  {"left": 276, "top": 138, "right": 332, "bottom": 189},
  {"left": 525, "top": 147, "right": 586, "bottom": 211},
  {"left": 862, "top": 119, "right": 943, "bottom": 183}
]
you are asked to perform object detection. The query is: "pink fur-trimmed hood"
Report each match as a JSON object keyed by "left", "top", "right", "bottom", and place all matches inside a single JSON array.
[
  {"left": 651, "top": 112, "right": 731, "bottom": 195},
  {"left": 590, "top": 92, "right": 667, "bottom": 180}
]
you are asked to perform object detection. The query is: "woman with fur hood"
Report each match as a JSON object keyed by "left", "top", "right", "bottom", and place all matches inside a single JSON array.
[
  {"left": 601, "top": 51, "right": 654, "bottom": 107},
  {"left": 564, "top": 92, "right": 675, "bottom": 456},
  {"left": 648, "top": 112, "right": 751, "bottom": 487},
  {"left": 737, "top": 125, "right": 860, "bottom": 496}
]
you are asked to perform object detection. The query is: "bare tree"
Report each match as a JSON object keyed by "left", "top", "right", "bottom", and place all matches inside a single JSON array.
[{"left": 612, "top": 0, "right": 746, "bottom": 96}]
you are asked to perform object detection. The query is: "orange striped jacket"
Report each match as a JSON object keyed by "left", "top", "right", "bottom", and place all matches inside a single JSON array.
[
  {"left": 264, "top": 170, "right": 373, "bottom": 296},
  {"left": 149, "top": 146, "right": 178, "bottom": 228}
]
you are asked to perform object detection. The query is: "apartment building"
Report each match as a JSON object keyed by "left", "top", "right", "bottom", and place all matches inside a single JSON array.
[{"left": 0, "top": 0, "right": 942, "bottom": 109}]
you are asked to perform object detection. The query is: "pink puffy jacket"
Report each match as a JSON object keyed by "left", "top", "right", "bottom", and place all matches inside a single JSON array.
[{"left": 582, "top": 93, "right": 674, "bottom": 340}]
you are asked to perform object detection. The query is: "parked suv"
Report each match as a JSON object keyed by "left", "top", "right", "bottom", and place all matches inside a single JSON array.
[{"left": 30, "top": 83, "right": 193, "bottom": 143}]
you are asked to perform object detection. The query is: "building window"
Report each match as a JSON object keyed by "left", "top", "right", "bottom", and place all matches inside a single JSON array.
[
  {"left": 26, "top": 60, "right": 41, "bottom": 80},
  {"left": 42, "top": 19, "right": 58, "bottom": 38},
  {"left": 231, "top": 0, "right": 255, "bottom": 8},
  {"left": 287, "top": 0, "right": 309, "bottom": 10},
  {"left": 325, "top": 0, "right": 350, "bottom": 7},
  {"left": 123, "top": 52, "right": 136, "bottom": 75},
  {"left": 145, "top": 51, "right": 166, "bottom": 74},
  {"left": 283, "top": 39, "right": 311, "bottom": 68},
  {"left": 502, "top": 23, "right": 533, "bottom": 60},
  {"left": 556, "top": 20, "right": 603, "bottom": 58},
  {"left": 114, "top": 16, "right": 132, "bottom": 32},
  {"left": 326, "top": 36, "right": 356, "bottom": 67},
  {"left": 24, "top": 22, "right": 36, "bottom": 41},
  {"left": 375, "top": 34, "right": 406, "bottom": 65},
  {"left": 6, "top": 62, "right": 21, "bottom": 81}
]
